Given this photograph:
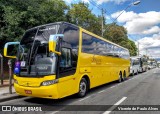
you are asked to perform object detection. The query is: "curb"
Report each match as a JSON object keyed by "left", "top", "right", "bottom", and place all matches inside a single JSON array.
[{"left": 0, "top": 93, "right": 24, "bottom": 103}]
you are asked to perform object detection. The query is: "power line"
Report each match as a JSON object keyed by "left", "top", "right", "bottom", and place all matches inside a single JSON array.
[
  {"left": 88, "top": 0, "right": 115, "bottom": 36},
  {"left": 89, "top": 0, "right": 101, "bottom": 10},
  {"left": 89, "top": 0, "right": 115, "bottom": 22}
]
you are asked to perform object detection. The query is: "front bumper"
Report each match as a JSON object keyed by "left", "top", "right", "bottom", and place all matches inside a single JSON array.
[{"left": 14, "top": 83, "right": 59, "bottom": 99}]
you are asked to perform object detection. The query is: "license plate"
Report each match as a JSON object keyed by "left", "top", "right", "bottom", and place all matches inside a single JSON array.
[{"left": 25, "top": 90, "right": 32, "bottom": 94}]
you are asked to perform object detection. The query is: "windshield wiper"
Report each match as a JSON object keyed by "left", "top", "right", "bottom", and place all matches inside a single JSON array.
[
  {"left": 28, "top": 28, "right": 39, "bottom": 73},
  {"left": 41, "top": 33, "right": 48, "bottom": 41}
]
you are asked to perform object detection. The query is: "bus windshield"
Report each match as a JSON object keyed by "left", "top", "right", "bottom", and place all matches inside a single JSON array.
[{"left": 17, "top": 24, "right": 60, "bottom": 77}]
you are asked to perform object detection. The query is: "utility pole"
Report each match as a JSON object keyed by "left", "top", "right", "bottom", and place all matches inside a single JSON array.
[
  {"left": 138, "top": 42, "right": 139, "bottom": 56},
  {"left": 101, "top": 8, "right": 104, "bottom": 37},
  {"left": 146, "top": 49, "right": 148, "bottom": 56},
  {"left": 0, "top": 53, "right": 3, "bottom": 85},
  {"left": 8, "top": 59, "right": 13, "bottom": 94}
]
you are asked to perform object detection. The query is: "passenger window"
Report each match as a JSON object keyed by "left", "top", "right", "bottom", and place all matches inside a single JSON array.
[{"left": 60, "top": 48, "right": 72, "bottom": 68}]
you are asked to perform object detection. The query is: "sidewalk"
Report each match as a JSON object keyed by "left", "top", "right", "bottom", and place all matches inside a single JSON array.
[
  {"left": 0, "top": 80, "right": 23, "bottom": 102},
  {"left": 0, "top": 80, "right": 15, "bottom": 95},
  {"left": 0, "top": 80, "right": 13, "bottom": 87},
  {"left": 0, "top": 86, "right": 15, "bottom": 96}
]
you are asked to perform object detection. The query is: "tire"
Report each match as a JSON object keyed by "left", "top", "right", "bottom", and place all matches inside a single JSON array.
[
  {"left": 136, "top": 70, "right": 138, "bottom": 75},
  {"left": 118, "top": 73, "right": 123, "bottom": 83},
  {"left": 123, "top": 72, "right": 126, "bottom": 81},
  {"left": 77, "top": 78, "right": 88, "bottom": 97}
]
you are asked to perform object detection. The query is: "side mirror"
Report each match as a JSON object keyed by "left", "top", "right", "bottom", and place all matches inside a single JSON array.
[
  {"left": 4, "top": 42, "right": 20, "bottom": 58},
  {"left": 49, "top": 34, "right": 64, "bottom": 56}
]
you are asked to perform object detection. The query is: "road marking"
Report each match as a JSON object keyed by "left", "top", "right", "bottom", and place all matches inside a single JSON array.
[
  {"left": 103, "top": 97, "right": 127, "bottom": 114},
  {"left": 50, "top": 71, "right": 148, "bottom": 114},
  {"left": 126, "top": 76, "right": 138, "bottom": 81},
  {"left": 98, "top": 90, "right": 105, "bottom": 93},
  {"left": 50, "top": 111, "right": 59, "bottom": 114},
  {"left": 114, "top": 97, "right": 127, "bottom": 105},
  {"left": 110, "top": 85, "right": 116, "bottom": 89},
  {"left": 127, "top": 77, "right": 135, "bottom": 81},
  {"left": 118, "top": 83, "right": 122, "bottom": 85},
  {"left": 79, "top": 96, "right": 91, "bottom": 102},
  {"left": 49, "top": 107, "right": 66, "bottom": 114},
  {"left": 105, "top": 75, "right": 141, "bottom": 91}
]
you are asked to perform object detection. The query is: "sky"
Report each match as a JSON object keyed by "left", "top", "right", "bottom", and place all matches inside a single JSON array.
[{"left": 64, "top": 0, "right": 160, "bottom": 60}]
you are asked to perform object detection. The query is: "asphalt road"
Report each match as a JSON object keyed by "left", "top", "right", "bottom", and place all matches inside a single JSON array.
[{"left": 1, "top": 68, "right": 160, "bottom": 114}]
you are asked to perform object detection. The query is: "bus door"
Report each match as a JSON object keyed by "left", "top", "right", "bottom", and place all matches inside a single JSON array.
[
  {"left": 57, "top": 25, "right": 79, "bottom": 98},
  {"left": 57, "top": 46, "right": 77, "bottom": 98}
]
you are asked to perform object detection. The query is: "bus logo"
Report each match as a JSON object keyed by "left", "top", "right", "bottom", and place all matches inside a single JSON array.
[{"left": 92, "top": 56, "right": 102, "bottom": 64}]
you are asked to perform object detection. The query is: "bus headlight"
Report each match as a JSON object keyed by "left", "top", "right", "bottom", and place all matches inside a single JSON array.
[
  {"left": 41, "top": 79, "right": 59, "bottom": 86},
  {"left": 14, "top": 79, "right": 18, "bottom": 84}
]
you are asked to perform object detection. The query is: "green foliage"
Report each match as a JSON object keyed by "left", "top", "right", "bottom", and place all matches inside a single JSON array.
[
  {"left": 0, "top": 1, "right": 137, "bottom": 56},
  {"left": 120, "top": 40, "right": 137, "bottom": 56},
  {"left": 103, "top": 23, "right": 137, "bottom": 56},
  {"left": 0, "top": 0, "right": 67, "bottom": 53},
  {"left": 67, "top": 2, "right": 101, "bottom": 35}
]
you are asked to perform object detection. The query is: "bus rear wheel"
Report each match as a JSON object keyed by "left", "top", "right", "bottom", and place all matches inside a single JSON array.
[
  {"left": 77, "top": 78, "right": 87, "bottom": 97},
  {"left": 123, "top": 71, "right": 126, "bottom": 81},
  {"left": 118, "top": 73, "right": 123, "bottom": 83}
]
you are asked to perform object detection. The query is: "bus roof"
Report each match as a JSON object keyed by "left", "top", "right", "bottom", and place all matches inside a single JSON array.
[
  {"left": 26, "top": 21, "right": 79, "bottom": 32},
  {"left": 25, "top": 21, "right": 128, "bottom": 51}
]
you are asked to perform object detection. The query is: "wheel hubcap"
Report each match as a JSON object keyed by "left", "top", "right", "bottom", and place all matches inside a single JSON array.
[{"left": 80, "top": 82, "right": 86, "bottom": 94}]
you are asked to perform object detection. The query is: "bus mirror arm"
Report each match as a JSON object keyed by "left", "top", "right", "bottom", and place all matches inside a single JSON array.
[
  {"left": 50, "top": 51, "right": 61, "bottom": 56},
  {"left": 49, "top": 34, "right": 64, "bottom": 56}
]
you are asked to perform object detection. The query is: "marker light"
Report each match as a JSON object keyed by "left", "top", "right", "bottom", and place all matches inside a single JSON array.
[{"left": 14, "top": 61, "right": 21, "bottom": 74}]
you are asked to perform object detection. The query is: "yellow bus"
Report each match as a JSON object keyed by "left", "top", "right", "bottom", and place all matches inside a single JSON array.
[{"left": 4, "top": 22, "right": 130, "bottom": 99}]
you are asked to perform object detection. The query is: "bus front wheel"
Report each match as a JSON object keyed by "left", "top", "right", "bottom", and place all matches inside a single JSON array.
[{"left": 77, "top": 78, "right": 88, "bottom": 97}]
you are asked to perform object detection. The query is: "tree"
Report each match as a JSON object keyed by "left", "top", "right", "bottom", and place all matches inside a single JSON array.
[
  {"left": 0, "top": 0, "right": 68, "bottom": 53},
  {"left": 0, "top": 1, "right": 137, "bottom": 56},
  {"left": 120, "top": 40, "right": 137, "bottom": 56},
  {"left": 103, "top": 23, "right": 137, "bottom": 56},
  {"left": 67, "top": 2, "right": 101, "bottom": 35}
]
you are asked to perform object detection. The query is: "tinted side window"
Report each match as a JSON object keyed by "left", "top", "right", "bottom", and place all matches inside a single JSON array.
[
  {"left": 60, "top": 48, "right": 72, "bottom": 68},
  {"left": 82, "top": 33, "right": 114, "bottom": 55},
  {"left": 63, "top": 26, "right": 79, "bottom": 48},
  {"left": 59, "top": 24, "right": 79, "bottom": 77},
  {"left": 82, "top": 32, "right": 130, "bottom": 59},
  {"left": 63, "top": 25, "right": 79, "bottom": 65},
  {"left": 121, "top": 49, "right": 130, "bottom": 59},
  {"left": 82, "top": 33, "right": 96, "bottom": 54}
]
